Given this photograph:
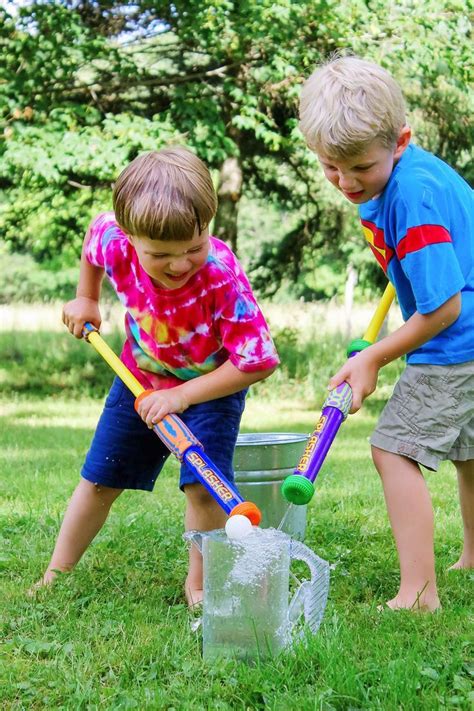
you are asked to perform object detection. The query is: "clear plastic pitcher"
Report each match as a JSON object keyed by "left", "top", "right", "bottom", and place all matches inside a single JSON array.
[{"left": 184, "top": 527, "right": 330, "bottom": 661}]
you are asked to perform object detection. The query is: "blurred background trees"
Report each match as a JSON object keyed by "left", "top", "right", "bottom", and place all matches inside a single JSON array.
[{"left": 1, "top": 0, "right": 472, "bottom": 302}]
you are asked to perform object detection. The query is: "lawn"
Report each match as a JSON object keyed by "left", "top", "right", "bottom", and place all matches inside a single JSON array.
[{"left": 0, "top": 326, "right": 472, "bottom": 709}]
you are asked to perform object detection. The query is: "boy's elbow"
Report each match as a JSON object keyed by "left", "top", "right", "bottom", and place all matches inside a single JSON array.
[
  {"left": 255, "top": 364, "right": 278, "bottom": 382},
  {"left": 445, "top": 292, "right": 462, "bottom": 325}
]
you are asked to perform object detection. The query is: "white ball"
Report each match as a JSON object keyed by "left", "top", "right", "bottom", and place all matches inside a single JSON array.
[{"left": 225, "top": 514, "right": 253, "bottom": 540}]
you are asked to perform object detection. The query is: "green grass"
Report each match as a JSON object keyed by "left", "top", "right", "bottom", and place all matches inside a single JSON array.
[
  {"left": 0, "top": 328, "right": 401, "bottom": 406},
  {"left": 1, "top": 391, "right": 472, "bottom": 710}
]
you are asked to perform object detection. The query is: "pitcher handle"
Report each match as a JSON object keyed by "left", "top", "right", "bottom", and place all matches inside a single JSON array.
[
  {"left": 288, "top": 539, "right": 330, "bottom": 637},
  {"left": 183, "top": 530, "right": 204, "bottom": 553}
]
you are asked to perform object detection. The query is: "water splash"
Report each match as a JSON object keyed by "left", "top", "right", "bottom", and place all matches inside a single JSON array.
[
  {"left": 277, "top": 503, "right": 295, "bottom": 532},
  {"left": 226, "top": 527, "right": 286, "bottom": 587},
  {"left": 200, "top": 527, "right": 330, "bottom": 661}
]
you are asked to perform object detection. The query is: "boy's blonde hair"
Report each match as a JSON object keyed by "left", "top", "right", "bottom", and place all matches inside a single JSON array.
[
  {"left": 113, "top": 146, "right": 217, "bottom": 241},
  {"left": 299, "top": 56, "right": 406, "bottom": 159}
]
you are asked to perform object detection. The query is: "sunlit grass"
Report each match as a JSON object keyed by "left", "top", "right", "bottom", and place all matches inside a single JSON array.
[
  {"left": 1, "top": 391, "right": 472, "bottom": 709},
  {"left": 0, "top": 300, "right": 403, "bottom": 335},
  {"left": 0, "top": 307, "right": 472, "bottom": 708}
]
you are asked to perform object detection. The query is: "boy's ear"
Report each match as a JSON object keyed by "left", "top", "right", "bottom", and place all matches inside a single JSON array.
[{"left": 394, "top": 125, "right": 411, "bottom": 160}]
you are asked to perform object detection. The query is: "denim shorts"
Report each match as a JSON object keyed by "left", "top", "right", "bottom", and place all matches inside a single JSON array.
[
  {"left": 81, "top": 377, "right": 247, "bottom": 491},
  {"left": 371, "top": 361, "right": 474, "bottom": 470}
]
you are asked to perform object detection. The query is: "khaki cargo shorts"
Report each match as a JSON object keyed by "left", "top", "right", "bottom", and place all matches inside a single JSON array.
[{"left": 371, "top": 361, "right": 474, "bottom": 470}]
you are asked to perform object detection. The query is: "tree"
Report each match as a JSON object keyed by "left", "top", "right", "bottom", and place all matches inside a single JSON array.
[
  {"left": 1, "top": 0, "right": 342, "bottom": 265},
  {"left": 0, "top": 0, "right": 472, "bottom": 298}
]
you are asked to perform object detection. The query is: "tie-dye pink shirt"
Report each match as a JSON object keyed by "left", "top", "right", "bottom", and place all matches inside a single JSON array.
[{"left": 85, "top": 212, "right": 279, "bottom": 390}]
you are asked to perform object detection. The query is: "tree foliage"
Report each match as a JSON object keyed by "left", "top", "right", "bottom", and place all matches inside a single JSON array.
[{"left": 0, "top": 0, "right": 472, "bottom": 297}]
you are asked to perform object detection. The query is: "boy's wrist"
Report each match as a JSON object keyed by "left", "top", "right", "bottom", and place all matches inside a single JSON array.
[
  {"left": 75, "top": 294, "right": 99, "bottom": 302},
  {"left": 175, "top": 382, "right": 195, "bottom": 409},
  {"left": 174, "top": 367, "right": 234, "bottom": 408},
  {"left": 362, "top": 343, "right": 390, "bottom": 371}
]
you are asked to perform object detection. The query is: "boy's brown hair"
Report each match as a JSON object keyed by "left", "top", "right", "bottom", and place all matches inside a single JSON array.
[{"left": 113, "top": 146, "right": 217, "bottom": 241}]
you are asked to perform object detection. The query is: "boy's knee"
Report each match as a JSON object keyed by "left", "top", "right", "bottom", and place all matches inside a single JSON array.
[
  {"left": 371, "top": 444, "right": 384, "bottom": 470},
  {"left": 184, "top": 483, "right": 216, "bottom": 508},
  {"left": 453, "top": 460, "right": 474, "bottom": 477},
  {"left": 79, "top": 478, "right": 123, "bottom": 504},
  {"left": 371, "top": 445, "right": 397, "bottom": 477}
]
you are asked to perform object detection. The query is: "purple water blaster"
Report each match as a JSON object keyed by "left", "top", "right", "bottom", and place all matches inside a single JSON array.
[
  {"left": 281, "top": 382, "right": 353, "bottom": 505},
  {"left": 282, "top": 284, "right": 396, "bottom": 505}
]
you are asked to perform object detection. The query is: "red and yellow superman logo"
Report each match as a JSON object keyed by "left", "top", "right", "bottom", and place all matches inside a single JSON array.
[{"left": 361, "top": 220, "right": 394, "bottom": 273}]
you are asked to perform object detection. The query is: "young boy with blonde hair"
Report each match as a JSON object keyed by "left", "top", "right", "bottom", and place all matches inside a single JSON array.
[
  {"left": 35, "top": 146, "right": 279, "bottom": 606},
  {"left": 300, "top": 56, "right": 474, "bottom": 611}
]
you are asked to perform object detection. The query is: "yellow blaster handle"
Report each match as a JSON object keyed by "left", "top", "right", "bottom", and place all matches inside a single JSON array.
[
  {"left": 82, "top": 324, "right": 201, "bottom": 459},
  {"left": 363, "top": 282, "right": 396, "bottom": 345}
]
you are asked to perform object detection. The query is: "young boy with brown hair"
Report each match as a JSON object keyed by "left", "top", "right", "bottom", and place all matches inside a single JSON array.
[
  {"left": 299, "top": 55, "right": 474, "bottom": 611},
  {"left": 35, "top": 146, "right": 279, "bottom": 606}
]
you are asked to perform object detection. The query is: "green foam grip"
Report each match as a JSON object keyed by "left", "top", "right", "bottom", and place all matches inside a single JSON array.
[
  {"left": 281, "top": 475, "right": 315, "bottom": 505},
  {"left": 346, "top": 338, "right": 372, "bottom": 357}
]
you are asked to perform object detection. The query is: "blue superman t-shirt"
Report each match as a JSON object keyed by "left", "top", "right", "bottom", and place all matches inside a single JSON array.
[{"left": 359, "top": 144, "right": 474, "bottom": 365}]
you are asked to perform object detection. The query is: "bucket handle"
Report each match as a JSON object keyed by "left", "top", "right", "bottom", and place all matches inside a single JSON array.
[
  {"left": 288, "top": 539, "right": 330, "bottom": 637},
  {"left": 183, "top": 530, "right": 203, "bottom": 553}
]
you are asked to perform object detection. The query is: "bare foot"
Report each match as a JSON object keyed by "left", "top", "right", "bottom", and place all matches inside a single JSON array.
[
  {"left": 27, "top": 569, "right": 65, "bottom": 597},
  {"left": 448, "top": 556, "right": 474, "bottom": 570},
  {"left": 378, "top": 591, "right": 441, "bottom": 613}
]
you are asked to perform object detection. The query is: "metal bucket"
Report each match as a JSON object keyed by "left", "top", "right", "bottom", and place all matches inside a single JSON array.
[{"left": 233, "top": 433, "right": 308, "bottom": 540}]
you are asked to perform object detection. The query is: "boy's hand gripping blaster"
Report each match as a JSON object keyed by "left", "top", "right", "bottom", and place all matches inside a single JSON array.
[
  {"left": 281, "top": 283, "right": 396, "bottom": 506},
  {"left": 83, "top": 323, "right": 261, "bottom": 525}
]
